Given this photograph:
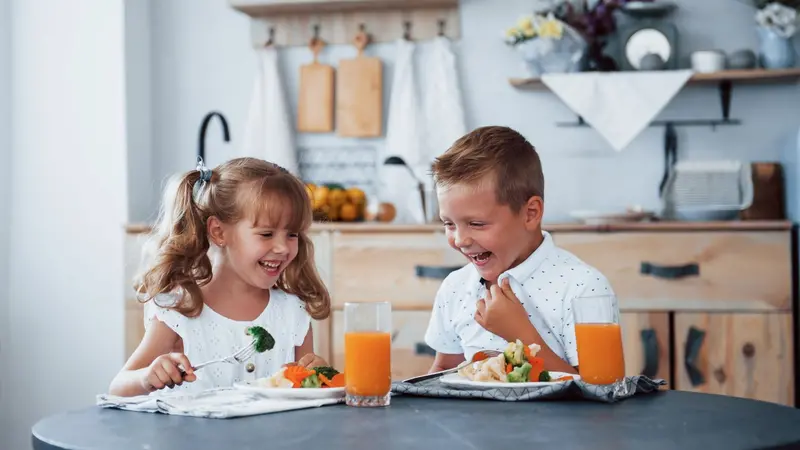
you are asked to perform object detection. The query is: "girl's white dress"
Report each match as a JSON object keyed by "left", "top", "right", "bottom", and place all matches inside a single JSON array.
[{"left": 143, "top": 287, "right": 311, "bottom": 393}]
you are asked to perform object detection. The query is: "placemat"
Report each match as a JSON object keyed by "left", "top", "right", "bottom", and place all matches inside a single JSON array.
[{"left": 392, "top": 375, "right": 666, "bottom": 403}]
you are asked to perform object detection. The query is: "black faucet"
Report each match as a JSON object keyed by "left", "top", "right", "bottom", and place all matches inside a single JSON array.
[{"left": 198, "top": 111, "right": 230, "bottom": 161}]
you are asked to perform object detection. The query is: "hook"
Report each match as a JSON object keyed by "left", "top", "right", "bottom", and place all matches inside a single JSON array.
[
  {"left": 403, "top": 21, "right": 412, "bottom": 40},
  {"left": 265, "top": 26, "right": 275, "bottom": 47},
  {"left": 313, "top": 24, "right": 320, "bottom": 40},
  {"left": 437, "top": 19, "right": 446, "bottom": 36},
  {"left": 359, "top": 23, "right": 366, "bottom": 33}
]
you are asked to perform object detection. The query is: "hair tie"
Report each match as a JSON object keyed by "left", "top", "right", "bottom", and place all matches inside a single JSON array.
[
  {"left": 272, "top": 162, "right": 288, "bottom": 174},
  {"left": 193, "top": 156, "right": 212, "bottom": 202}
]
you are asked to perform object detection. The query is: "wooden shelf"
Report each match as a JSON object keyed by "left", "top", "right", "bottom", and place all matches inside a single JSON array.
[
  {"left": 229, "top": 0, "right": 457, "bottom": 16},
  {"left": 509, "top": 68, "right": 800, "bottom": 90},
  {"left": 228, "top": 0, "right": 460, "bottom": 47}
]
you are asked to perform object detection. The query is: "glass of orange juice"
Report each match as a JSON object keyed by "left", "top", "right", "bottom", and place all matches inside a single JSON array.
[
  {"left": 344, "top": 301, "right": 392, "bottom": 407},
  {"left": 573, "top": 294, "right": 625, "bottom": 385}
]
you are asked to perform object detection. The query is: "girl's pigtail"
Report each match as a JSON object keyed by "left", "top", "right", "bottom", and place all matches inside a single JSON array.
[{"left": 134, "top": 167, "right": 213, "bottom": 317}]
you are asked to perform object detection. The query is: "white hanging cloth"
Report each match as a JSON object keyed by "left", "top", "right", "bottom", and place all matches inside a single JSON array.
[
  {"left": 423, "top": 36, "right": 467, "bottom": 160},
  {"left": 240, "top": 46, "right": 298, "bottom": 175},
  {"left": 541, "top": 70, "right": 693, "bottom": 151},
  {"left": 380, "top": 38, "right": 426, "bottom": 224}
]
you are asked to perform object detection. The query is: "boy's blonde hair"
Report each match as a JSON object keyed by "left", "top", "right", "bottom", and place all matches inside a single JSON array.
[
  {"left": 135, "top": 157, "right": 331, "bottom": 320},
  {"left": 432, "top": 126, "right": 544, "bottom": 211}
]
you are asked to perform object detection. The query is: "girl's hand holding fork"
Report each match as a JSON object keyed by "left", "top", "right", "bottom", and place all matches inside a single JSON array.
[{"left": 141, "top": 352, "right": 197, "bottom": 392}]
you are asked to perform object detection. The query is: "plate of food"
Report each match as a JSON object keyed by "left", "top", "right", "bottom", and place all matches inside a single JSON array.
[
  {"left": 234, "top": 365, "right": 346, "bottom": 400},
  {"left": 439, "top": 340, "right": 580, "bottom": 391}
]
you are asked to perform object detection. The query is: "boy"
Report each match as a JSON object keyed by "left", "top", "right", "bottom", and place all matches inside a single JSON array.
[{"left": 423, "top": 125, "right": 618, "bottom": 374}]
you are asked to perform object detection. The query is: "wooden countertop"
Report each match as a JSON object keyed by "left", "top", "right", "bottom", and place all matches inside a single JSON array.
[{"left": 125, "top": 220, "right": 793, "bottom": 235}]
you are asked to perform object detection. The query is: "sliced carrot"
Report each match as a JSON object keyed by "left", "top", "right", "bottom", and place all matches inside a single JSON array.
[
  {"left": 505, "top": 363, "right": 513, "bottom": 374},
  {"left": 318, "top": 373, "right": 332, "bottom": 388},
  {"left": 284, "top": 366, "right": 315, "bottom": 388},
  {"left": 327, "top": 373, "right": 345, "bottom": 388},
  {"left": 528, "top": 357, "right": 545, "bottom": 382},
  {"left": 552, "top": 375, "right": 574, "bottom": 382},
  {"left": 473, "top": 351, "right": 490, "bottom": 362}
]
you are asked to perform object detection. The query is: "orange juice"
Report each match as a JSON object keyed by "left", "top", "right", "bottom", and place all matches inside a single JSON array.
[
  {"left": 344, "top": 331, "right": 391, "bottom": 397},
  {"left": 575, "top": 323, "right": 625, "bottom": 385}
]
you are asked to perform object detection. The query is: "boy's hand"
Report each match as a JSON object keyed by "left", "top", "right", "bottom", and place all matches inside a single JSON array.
[{"left": 475, "top": 277, "right": 538, "bottom": 342}]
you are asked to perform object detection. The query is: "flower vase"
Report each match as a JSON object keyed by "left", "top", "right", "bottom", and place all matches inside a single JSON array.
[{"left": 757, "top": 26, "right": 796, "bottom": 69}]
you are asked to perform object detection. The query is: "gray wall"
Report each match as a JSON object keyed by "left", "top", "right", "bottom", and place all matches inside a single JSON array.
[
  {"left": 139, "top": 0, "right": 800, "bottom": 223},
  {"left": 0, "top": 0, "right": 11, "bottom": 445}
]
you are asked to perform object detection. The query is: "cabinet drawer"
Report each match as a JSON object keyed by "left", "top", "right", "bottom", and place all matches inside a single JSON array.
[
  {"left": 331, "top": 232, "right": 464, "bottom": 308},
  {"left": 330, "top": 310, "right": 434, "bottom": 381},
  {"left": 554, "top": 231, "right": 791, "bottom": 312},
  {"left": 673, "top": 312, "right": 794, "bottom": 406}
]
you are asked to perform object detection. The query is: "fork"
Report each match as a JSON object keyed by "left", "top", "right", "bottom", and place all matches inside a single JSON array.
[
  {"left": 401, "top": 349, "right": 502, "bottom": 384},
  {"left": 179, "top": 339, "right": 257, "bottom": 376}
]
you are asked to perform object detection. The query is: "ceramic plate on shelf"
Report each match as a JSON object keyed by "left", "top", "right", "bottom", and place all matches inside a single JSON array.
[
  {"left": 439, "top": 372, "right": 580, "bottom": 391},
  {"left": 233, "top": 380, "right": 345, "bottom": 400},
  {"left": 569, "top": 209, "right": 655, "bottom": 225}
]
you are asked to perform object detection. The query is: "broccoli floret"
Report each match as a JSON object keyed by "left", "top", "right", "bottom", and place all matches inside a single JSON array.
[
  {"left": 506, "top": 362, "right": 532, "bottom": 383},
  {"left": 503, "top": 340, "right": 526, "bottom": 366},
  {"left": 245, "top": 326, "right": 275, "bottom": 353},
  {"left": 538, "top": 370, "right": 551, "bottom": 382},
  {"left": 313, "top": 366, "right": 340, "bottom": 379},
  {"left": 301, "top": 373, "right": 322, "bottom": 388}
]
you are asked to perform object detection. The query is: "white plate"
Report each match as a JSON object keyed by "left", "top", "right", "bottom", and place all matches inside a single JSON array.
[
  {"left": 439, "top": 372, "right": 580, "bottom": 391},
  {"left": 233, "top": 380, "right": 345, "bottom": 400}
]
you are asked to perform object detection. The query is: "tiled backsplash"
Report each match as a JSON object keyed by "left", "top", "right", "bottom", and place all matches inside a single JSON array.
[{"left": 298, "top": 145, "right": 378, "bottom": 195}]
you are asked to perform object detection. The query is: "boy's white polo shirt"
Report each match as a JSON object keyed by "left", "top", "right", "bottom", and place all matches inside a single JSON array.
[{"left": 423, "top": 231, "right": 617, "bottom": 366}]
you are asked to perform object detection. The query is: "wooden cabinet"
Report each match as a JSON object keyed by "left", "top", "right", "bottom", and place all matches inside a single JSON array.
[
  {"left": 620, "top": 312, "right": 671, "bottom": 385},
  {"left": 673, "top": 312, "right": 794, "bottom": 406},
  {"left": 123, "top": 221, "right": 796, "bottom": 407}
]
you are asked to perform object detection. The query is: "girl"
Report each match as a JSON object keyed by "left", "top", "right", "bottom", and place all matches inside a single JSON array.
[{"left": 109, "top": 157, "right": 331, "bottom": 397}]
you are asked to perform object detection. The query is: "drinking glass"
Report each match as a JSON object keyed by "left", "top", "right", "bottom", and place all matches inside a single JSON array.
[
  {"left": 344, "top": 301, "right": 392, "bottom": 407},
  {"left": 573, "top": 294, "right": 625, "bottom": 385}
]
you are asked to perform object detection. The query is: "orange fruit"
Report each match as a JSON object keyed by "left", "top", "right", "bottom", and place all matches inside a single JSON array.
[
  {"left": 339, "top": 202, "right": 359, "bottom": 222},
  {"left": 376, "top": 203, "right": 396, "bottom": 222}
]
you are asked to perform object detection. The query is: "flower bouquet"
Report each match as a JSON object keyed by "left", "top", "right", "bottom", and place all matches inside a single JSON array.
[
  {"left": 504, "top": 12, "right": 587, "bottom": 76},
  {"left": 751, "top": 1, "right": 799, "bottom": 68}
]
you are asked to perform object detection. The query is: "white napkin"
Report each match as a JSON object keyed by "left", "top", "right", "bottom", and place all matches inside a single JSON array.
[
  {"left": 423, "top": 36, "right": 467, "bottom": 160},
  {"left": 240, "top": 46, "right": 298, "bottom": 175},
  {"left": 541, "top": 70, "right": 694, "bottom": 151},
  {"left": 96, "top": 388, "right": 342, "bottom": 419}
]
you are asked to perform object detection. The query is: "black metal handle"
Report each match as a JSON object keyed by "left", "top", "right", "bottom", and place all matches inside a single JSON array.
[
  {"left": 684, "top": 326, "right": 706, "bottom": 386},
  {"left": 415, "top": 343, "right": 436, "bottom": 357},
  {"left": 640, "top": 262, "right": 699, "bottom": 279},
  {"left": 640, "top": 328, "right": 659, "bottom": 378},
  {"left": 415, "top": 265, "right": 462, "bottom": 280}
]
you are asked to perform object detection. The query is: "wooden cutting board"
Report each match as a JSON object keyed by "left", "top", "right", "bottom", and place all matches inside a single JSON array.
[
  {"left": 297, "top": 38, "right": 334, "bottom": 133},
  {"left": 336, "top": 31, "right": 382, "bottom": 137}
]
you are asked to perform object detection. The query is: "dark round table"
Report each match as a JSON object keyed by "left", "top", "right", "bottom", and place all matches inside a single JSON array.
[{"left": 32, "top": 391, "right": 800, "bottom": 450}]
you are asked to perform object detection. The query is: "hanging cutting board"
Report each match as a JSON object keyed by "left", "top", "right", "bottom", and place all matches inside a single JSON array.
[
  {"left": 336, "top": 30, "right": 383, "bottom": 137},
  {"left": 297, "top": 38, "right": 334, "bottom": 133}
]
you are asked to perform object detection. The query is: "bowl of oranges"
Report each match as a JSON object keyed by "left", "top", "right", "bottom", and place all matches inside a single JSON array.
[{"left": 305, "top": 183, "right": 368, "bottom": 222}]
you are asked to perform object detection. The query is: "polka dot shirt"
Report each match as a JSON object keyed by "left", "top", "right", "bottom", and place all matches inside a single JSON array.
[{"left": 423, "top": 231, "right": 617, "bottom": 366}]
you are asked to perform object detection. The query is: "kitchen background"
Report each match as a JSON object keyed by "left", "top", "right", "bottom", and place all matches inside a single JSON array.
[{"left": 1, "top": 0, "right": 800, "bottom": 449}]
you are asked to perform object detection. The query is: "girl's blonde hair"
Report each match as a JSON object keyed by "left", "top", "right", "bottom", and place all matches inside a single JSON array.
[{"left": 134, "top": 157, "right": 331, "bottom": 320}]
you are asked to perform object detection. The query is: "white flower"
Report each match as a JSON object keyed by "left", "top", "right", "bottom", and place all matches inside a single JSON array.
[{"left": 756, "top": 2, "right": 799, "bottom": 38}]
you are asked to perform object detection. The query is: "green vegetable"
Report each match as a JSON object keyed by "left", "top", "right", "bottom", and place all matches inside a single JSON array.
[
  {"left": 503, "top": 339, "right": 525, "bottom": 366},
  {"left": 245, "top": 326, "right": 275, "bottom": 353},
  {"left": 301, "top": 373, "right": 322, "bottom": 388},
  {"left": 313, "top": 366, "right": 340, "bottom": 379},
  {"left": 538, "top": 370, "right": 551, "bottom": 382},
  {"left": 506, "top": 362, "right": 532, "bottom": 383}
]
